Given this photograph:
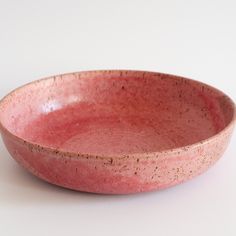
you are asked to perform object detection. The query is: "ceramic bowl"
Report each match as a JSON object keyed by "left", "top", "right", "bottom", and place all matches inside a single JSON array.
[{"left": 0, "top": 70, "right": 235, "bottom": 194}]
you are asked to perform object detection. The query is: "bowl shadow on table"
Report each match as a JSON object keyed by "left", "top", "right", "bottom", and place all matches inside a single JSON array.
[{"left": 0, "top": 141, "right": 229, "bottom": 207}]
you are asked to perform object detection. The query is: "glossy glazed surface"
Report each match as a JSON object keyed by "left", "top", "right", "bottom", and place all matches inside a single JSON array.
[{"left": 0, "top": 70, "right": 235, "bottom": 194}]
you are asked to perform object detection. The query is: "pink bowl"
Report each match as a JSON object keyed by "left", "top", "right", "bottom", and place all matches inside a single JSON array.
[{"left": 0, "top": 70, "right": 235, "bottom": 194}]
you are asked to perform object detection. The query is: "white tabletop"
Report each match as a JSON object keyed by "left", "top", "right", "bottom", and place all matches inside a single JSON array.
[{"left": 0, "top": 1, "right": 235, "bottom": 235}]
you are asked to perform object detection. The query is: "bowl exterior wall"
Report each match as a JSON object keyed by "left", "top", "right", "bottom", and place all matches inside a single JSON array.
[{"left": 1, "top": 123, "right": 234, "bottom": 194}]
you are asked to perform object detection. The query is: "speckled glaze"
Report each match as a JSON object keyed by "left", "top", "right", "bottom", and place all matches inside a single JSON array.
[{"left": 0, "top": 70, "right": 235, "bottom": 194}]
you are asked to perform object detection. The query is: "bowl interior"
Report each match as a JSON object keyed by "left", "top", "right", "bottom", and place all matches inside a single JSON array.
[{"left": 0, "top": 71, "right": 234, "bottom": 156}]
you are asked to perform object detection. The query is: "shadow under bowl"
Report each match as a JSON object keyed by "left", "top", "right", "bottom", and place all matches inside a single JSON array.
[{"left": 0, "top": 70, "right": 235, "bottom": 194}]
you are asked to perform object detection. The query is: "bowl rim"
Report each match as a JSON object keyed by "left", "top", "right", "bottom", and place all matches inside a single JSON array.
[{"left": 0, "top": 69, "right": 235, "bottom": 160}]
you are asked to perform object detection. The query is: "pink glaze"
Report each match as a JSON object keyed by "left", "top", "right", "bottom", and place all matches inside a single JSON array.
[{"left": 0, "top": 70, "right": 235, "bottom": 194}]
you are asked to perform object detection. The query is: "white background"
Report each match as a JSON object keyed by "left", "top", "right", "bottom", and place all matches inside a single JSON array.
[{"left": 0, "top": 0, "right": 236, "bottom": 235}]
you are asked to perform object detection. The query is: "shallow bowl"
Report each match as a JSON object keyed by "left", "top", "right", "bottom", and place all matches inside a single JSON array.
[{"left": 0, "top": 70, "right": 235, "bottom": 194}]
